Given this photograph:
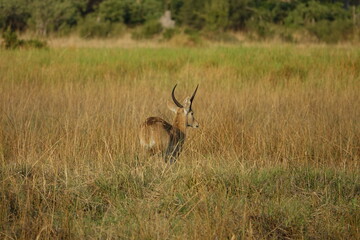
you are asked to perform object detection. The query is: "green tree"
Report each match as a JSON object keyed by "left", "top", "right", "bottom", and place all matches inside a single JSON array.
[
  {"left": 202, "top": 0, "right": 229, "bottom": 31},
  {"left": 178, "top": 0, "right": 207, "bottom": 29},
  {"left": 228, "top": 0, "right": 252, "bottom": 30},
  {"left": 142, "top": 0, "right": 164, "bottom": 22},
  {"left": 98, "top": 0, "right": 163, "bottom": 25},
  {"left": 29, "top": 0, "right": 81, "bottom": 36},
  {"left": 99, "top": 0, "right": 126, "bottom": 22},
  {"left": 0, "top": 0, "right": 30, "bottom": 31},
  {"left": 285, "top": 1, "right": 353, "bottom": 42}
]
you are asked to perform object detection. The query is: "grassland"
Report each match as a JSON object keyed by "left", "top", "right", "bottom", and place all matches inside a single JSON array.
[{"left": 0, "top": 45, "right": 359, "bottom": 239}]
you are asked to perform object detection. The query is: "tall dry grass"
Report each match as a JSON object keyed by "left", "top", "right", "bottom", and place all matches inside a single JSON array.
[{"left": 0, "top": 45, "right": 359, "bottom": 239}]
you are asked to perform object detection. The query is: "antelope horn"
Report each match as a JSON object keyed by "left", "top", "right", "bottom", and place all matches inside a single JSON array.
[
  {"left": 171, "top": 84, "right": 183, "bottom": 108},
  {"left": 189, "top": 85, "right": 199, "bottom": 109}
]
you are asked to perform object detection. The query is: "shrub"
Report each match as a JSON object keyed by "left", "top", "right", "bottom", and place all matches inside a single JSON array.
[
  {"left": 2, "top": 29, "right": 21, "bottom": 49},
  {"left": 162, "top": 28, "right": 177, "bottom": 40},
  {"left": 53, "top": 24, "right": 74, "bottom": 37},
  {"left": 183, "top": 28, "right": 202, "bottom": 45},
  {"left": 108, "top": 23, "right": 126, "bottom": 38},
  {"left": 22, "top": 39, "right": 48, "bottom": 48},
  {"left": 131, "top": 20, "right": 162, "bottom": 40},
  {"left": 98, "top": 0, "right": 125, "bottom": 23},
  {"left": 246, "top": 21, "right": 274, "bottom": 40},
  {"left": 1, "top": 29, "right": 47, "bottom": 49},
  {"left": 140, "top": 20, "right": 162, "bottom": 37},
  {"left": 284, "top": 1, "right": 353, "bottom": 43},
  {"left": 307, "top": 20, "right": 354, "bottom": 43},
  {"left": 79, "top": 17, "right": 113, "bottom": 39}
]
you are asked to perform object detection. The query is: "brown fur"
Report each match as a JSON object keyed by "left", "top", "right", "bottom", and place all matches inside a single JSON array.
[
  {"left": 139, "top": 117, "right": 172, "bottom": 154},
  {"left": 139, "top": 85, "right": 199, "bottom": 163}
]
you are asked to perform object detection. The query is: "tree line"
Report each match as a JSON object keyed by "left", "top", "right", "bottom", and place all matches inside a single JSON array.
[{"left": 1, "top": 0, "right": 360, "bottom": 43}]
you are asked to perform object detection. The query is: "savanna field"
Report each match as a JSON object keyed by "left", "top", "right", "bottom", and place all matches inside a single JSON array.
[{"left": 0, "top": 45, "right": 359, "bottom": 239}]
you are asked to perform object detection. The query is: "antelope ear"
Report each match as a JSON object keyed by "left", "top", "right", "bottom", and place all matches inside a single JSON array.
[
  {"left": 183, "top": 97, "right": 191, "bottom": 111},
  {"left": 167, "top": 101, "right": 178, "bottom": 113}
]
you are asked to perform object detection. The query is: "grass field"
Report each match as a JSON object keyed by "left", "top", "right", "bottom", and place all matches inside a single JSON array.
[{"left": 0, "top": 45, "right": 359, "bottom": 239}]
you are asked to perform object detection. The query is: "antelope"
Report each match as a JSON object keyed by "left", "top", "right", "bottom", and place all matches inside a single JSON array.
[{"left": 139, "top": 84, "right": 199, "bottom": 163}]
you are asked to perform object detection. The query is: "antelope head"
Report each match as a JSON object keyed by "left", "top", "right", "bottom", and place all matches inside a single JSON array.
[{"left": 167, "top": 84, "right": 199, "bottom": 131}]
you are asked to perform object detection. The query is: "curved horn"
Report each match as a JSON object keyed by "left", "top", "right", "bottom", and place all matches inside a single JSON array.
[
  {"left": 190, "top": 84, "right": 199, "bottom": 103},
  {"left": 171, "top": 84, "right": 183, "bottom": 108}
]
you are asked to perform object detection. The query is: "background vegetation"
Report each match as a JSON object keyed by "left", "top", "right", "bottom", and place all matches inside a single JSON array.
[
  {"left": 1, "top": 46, "right": 359, "bottom": 239},
  {"left": 1, "top": 0, "right": 360, "bottom": 43}
]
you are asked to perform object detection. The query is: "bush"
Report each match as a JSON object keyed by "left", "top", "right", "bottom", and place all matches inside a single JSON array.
[
  {"left": 2, "top": 29, "right": 21, "bottom": 49},
  {"left": 79, "top": 17, "right": 113, "bottom": 38},
  {"left": 53, "top": 24, "right": 74, "bottom": 37},
  {"left": 131, "top": 20, "right": 162, "bottom": 40},
  {"left": 98, "top": 0, "right": 125, "bottom": 23},
  {"left": 1, "top": 29, "right": 47, "bottom": 49},
  {"left": 183, "top": 28, "right": 202, "bottom": 45},
  {"left": 246, "top": 20, "right": 274, "bottom": 40},
  {"left": 108, "top": 23, "right": 126, "bottom": 38},
  {"left": 284, "top": 1, "right": 353, "bottom": 43},
  {"left": 23, "top": 39, "right": 48, "bottom": 48},
  {"left": 307, "top": 20, "right": 354, "bottom": 43},
  {"left": 162, "top": 28, "right": 177, "bottom": 40}
]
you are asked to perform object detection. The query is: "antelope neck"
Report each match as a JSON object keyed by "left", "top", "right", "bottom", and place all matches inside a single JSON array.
[{"left": 172, "top": 112, "right": 187, "bottom": 136}]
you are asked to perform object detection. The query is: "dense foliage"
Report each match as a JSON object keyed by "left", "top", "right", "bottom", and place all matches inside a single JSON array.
[
  {"left": 1, "top": 28, "right": 47, "bottom": 48},
  {"left": 0, "top": 0, "right": 360, "bottom": 42}
]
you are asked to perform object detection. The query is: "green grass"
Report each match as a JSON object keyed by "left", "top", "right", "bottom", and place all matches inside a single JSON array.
[
  {"left": 0, "top": 45, "right": 359, "bottom": 239},
  {"left": 1, "top": 162, "right": 359, "bottom": 239}
]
